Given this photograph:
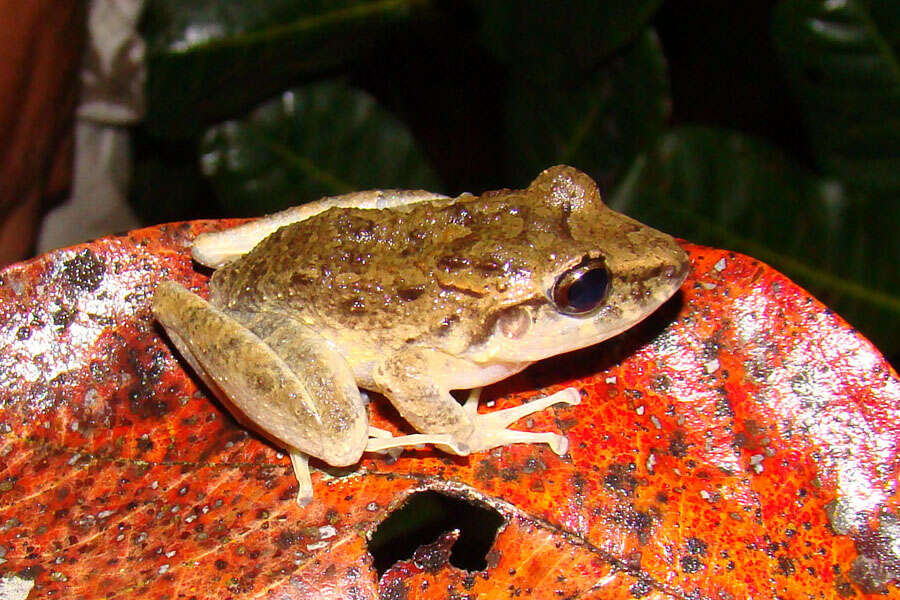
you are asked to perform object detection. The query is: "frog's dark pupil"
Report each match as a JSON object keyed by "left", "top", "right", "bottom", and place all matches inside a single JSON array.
[
  {"left": 552, "top": 257, "right": 611, "bottom": 316},
  {"left": 566, "top": 267, "right": 609, "bottom": 312}
]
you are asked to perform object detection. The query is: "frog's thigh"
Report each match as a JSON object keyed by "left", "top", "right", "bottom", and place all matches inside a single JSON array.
[
  {"left": 192, "top": 189, "right": 448, "bottom": 267},
  {"left": 152, "top": 282, "right": 368, "bottom": 469},
  {"left": 370, "top": 348, "right": 579, "bottom": 456}
]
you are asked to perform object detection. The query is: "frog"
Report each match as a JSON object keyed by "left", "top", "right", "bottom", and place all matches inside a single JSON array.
[{"left": 152, "top": 165, "right": 689, "bottom": 504}]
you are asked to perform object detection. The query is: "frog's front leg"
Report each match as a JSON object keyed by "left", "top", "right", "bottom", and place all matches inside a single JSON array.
[
  {"left": 152, "top": 282, "right": 369, "bottom": 505},
  {"left": 367, "top": 348, "right": 580, "bottom": 457}
]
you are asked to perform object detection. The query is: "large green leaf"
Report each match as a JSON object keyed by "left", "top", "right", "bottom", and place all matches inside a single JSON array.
[
  {"left": 612, "top": 126, "right": 900, "bottom": 355},
  {"left": 130, "top": 135, "right": 216, "bottom": 225},
  {"left": 142, "top": 0, "right": 433, "bottom": 138},
  {"left": 200, "top": 80, "right": 441, "bottom": 216},
  {"left": 475, "top": 0, "right": 663, "bottom": 81},
  {"left": 772, "top": 0, "right": 900, "bottom": 194},
  {"left": 504, "top": 30, "right": 670, "bottom": 191}
]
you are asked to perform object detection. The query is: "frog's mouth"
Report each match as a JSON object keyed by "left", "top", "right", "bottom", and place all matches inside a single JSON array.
[{"left": 493, "top": 304, "right": 654, "bottom": 362}]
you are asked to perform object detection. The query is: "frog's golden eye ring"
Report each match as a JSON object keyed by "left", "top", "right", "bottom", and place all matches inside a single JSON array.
[{"left": 552, "top": 257, "right": 610, "bottom": 316}]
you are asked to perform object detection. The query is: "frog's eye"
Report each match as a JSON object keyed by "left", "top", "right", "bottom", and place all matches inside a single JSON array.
[{"left": 552, "top": 257, "right": 610, "bottom": 316}]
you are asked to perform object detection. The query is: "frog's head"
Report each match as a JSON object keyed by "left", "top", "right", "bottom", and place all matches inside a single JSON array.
[{"left": 469, "top": 165, "right": 689, "bottom": 363}]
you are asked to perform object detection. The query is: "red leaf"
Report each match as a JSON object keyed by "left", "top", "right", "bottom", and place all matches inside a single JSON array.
[{"left": 0, "top": 222, "right": 897, "bottom": 598}]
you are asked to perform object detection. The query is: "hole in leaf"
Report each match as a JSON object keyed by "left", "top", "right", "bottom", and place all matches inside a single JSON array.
[{"left": 368, "top": 490, "right": 505, "bottom": 575}]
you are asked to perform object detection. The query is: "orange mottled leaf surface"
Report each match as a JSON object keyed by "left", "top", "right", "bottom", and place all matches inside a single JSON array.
[{"left": 0, "top": 221, "right": 898, "bottom": 599}]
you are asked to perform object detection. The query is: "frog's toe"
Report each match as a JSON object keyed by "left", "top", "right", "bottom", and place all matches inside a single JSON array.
[
  {"left": 467, "top": 427, "right": 570, "bottom": 456},
  {"left": 289, "top": 451, "right": 314, "bottom": 506},
  {"left": 365, "top": 432, "right": 469, "bottom": 455}
]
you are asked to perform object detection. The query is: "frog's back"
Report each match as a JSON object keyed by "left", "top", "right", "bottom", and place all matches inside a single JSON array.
[{"left": 208, "top": 191, "right": 582, "bottom": 339}]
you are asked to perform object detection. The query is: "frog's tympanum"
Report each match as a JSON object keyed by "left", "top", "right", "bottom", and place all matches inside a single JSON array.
[{"left": 153, "top": 166, "right": 689, "bottom": 504}]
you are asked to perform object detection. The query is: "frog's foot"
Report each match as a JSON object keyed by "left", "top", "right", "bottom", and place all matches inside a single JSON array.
[
  {"left": 460, "top": 387, "right": 581, "bottom": 456},
  {"left": 289, "top": 450, "right": 314, "bottom": 506},
  {"left": 364, "top": 387, "right": 580, "bottom": 457}
]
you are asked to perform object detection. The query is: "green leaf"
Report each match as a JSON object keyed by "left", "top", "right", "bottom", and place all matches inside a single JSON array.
[
  {"left": 200, "top": 80, "right": 441, "bottom": 216},
  {"left": 130, "top": 131, "right": 229, "bottom": 225},
  {"left": 143, "top": 0, "right": 432, "bottom": 138},
  {"left": 504, "top": 30, "right": 670, "bottom": 191},
  {"left": 612, "top": 126, "right": 900, "bottom": 355},
  {"left": 772, "top": 0, "right": 900, "bottom": 194},
  {"left": 475, "top": 0, "right": 663, "bottom": 81}
]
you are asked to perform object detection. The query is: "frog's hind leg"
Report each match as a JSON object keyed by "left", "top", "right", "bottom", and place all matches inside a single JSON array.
[{"left": 152, "top": 282, "right": 369, "bottom": 505}]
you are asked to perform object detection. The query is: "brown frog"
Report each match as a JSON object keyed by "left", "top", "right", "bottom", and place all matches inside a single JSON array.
[{"left": 152, "top": 165, "right": 689, "bottom": 503}]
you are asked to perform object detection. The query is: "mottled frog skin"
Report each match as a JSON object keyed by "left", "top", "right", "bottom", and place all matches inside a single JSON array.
[{"left": 152, "top": 165, "right": 689, "bottom": 504}]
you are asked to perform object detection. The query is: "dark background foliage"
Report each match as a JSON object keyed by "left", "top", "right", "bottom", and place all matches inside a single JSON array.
[{"left": 132, "top": 0, "right": 899, "bottom": 364}]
